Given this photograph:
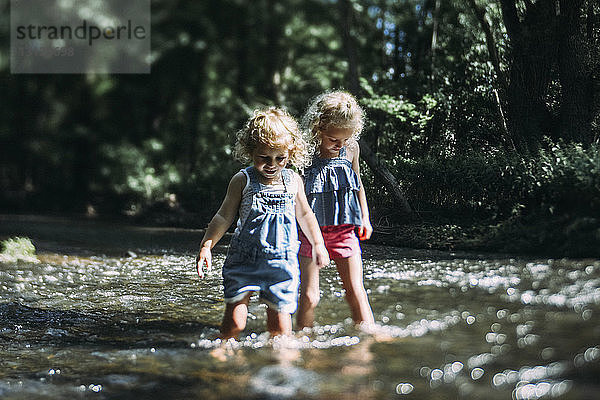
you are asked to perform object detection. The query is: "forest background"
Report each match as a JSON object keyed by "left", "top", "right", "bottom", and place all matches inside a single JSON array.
[{"left": 1, "top": 0, "right": 599, "bottom": 256}]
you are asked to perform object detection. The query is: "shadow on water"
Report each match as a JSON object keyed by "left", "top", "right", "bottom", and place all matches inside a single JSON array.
[{"left": 0, "top": 302, "right": 218, "bottom": 349}]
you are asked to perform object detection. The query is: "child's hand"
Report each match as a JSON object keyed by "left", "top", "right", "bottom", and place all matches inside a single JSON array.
[
  {"left": 312, "top": 243, "right": 330, "bottom": 269},
  {"left": 357, "top": 220, "right": 373, "bottom": 241},
  {"left": 196, "top": 246, "right": 212, "bottom": 278}
]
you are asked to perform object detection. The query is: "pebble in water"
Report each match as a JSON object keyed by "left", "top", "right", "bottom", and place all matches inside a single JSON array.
[{"left": 249, "top": 365, "right": 320, "bottom": 399}]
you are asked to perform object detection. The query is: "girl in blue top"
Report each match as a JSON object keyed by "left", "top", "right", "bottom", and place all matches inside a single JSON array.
[
  {"left": 196, "top": 107, "right": 329, "bottom": 340},
  {"left": 297, "top": 91, "right": 375, "bottom": 329}
]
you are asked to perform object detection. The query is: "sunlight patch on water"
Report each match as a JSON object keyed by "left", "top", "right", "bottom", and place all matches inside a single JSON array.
[
  {"left": 193, "top": 329, "right": 363, "bottom": 351},
  {"left": 395, "top": 382, "right": 414, "bottom": 394},
  {"left": 421, "top": 354, "right": 578, "bottom": 399},
  {"left": 366, "top": 258, "right": 600, "bottom": 319},
  {"left": 366, "top": 258, "right": 523, "bottom": 294},
  {"left": 1, "top": 253, "right": 227, "bottom": 318},
  {"left": 419, "top": 337, "right": 600, "bottom": 399},
  {"left": 191, "top": 309, "right": 466, "bottom": 353}
]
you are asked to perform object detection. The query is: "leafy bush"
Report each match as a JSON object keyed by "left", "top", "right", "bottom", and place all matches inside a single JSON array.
[
  {"left": 360, "top": 87, "right": 439, "bottom": 160},
  {"left": 364, "top": 141, "right": 600, "bottom": 221},
  {"left": 523, "top": 141, "right": 600, "bottom": 215},
  {"left": 95, "top": 140, "right": 182, "bottom": 214},
  {"left": 0, "top": 237, "right": 39, "bottom": 263}
]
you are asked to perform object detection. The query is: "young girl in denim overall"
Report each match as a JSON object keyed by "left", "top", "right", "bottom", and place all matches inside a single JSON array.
[
  {"left": 196, "top": 107, "right": 329, "bottom": 339},
  {"left": 297, "top": 91, "right": 375, "bottom": 329}
]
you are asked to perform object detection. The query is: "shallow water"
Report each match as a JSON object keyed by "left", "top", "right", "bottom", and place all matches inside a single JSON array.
[{"left": 1, "top": 216, "right": 599, "bottom": 399}]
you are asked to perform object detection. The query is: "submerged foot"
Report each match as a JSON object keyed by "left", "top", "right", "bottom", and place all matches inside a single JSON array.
[
  {"left": 209, "top": 338, "right": 237, "bottom": 361},
  {"left": 357, "top": 322, "right": 394, "bottom": 342}
]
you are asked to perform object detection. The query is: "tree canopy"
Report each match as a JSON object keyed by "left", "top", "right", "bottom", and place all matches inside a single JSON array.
[{"left": 1, "top": 0, "right": 599, "bottom": 226}]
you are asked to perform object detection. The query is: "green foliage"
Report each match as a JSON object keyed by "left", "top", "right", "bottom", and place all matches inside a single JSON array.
[
  {"left": 0, "top": 237, "right": 39, "bottom": 263},
  {"left": 520, "top": 141, "right": 600, "bottom": 215},
  {"left": 361, "top": 90, "right": 438, "bottom": 158},
  {"left": 365, "top": 141, "right": 600, "bottom": 221},
  {"left": 96, "top": 140, "right": 182, "bottom": 213}
]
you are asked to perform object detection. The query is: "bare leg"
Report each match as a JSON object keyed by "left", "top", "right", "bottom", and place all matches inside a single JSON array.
[
  {"left": 335, "top": 254, "right": 374, "bottom": 325},
  {"left": 266, "top": 307, "right": 292, "bottom": 336},
  {"left": 220, "top": 293, "right": 252, "bottom": 339},
  {"left": 296, "top": 255, "right": 321, "bottom": 329},
  {"left": 267, "top": 308, "right": 300, "bottom": 363}
]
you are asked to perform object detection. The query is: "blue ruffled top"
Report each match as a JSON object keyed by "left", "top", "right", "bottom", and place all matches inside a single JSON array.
[{"left": 304, "top": 147, "right": 363, "bottom": 227}]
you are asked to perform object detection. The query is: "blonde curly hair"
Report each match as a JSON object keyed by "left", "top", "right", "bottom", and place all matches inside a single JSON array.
[
  {"left": 234, "top": 107, "right": 309, "bottom": 169},
  {"left": 301, "top": 90, "right": 365, "bottom": 158}
]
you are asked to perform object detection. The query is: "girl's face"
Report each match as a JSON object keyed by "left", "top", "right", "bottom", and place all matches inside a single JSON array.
[
  {"left": 319, "top": 127, "right": 354, "bottom": 157},
  {"left": 252, "top": 143, "right": 289, "bottom": 182}
]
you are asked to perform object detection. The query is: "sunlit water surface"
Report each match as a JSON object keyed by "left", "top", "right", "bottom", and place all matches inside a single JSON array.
[{"left": 1, "top": 219, "right": 599, "bottom": 399}]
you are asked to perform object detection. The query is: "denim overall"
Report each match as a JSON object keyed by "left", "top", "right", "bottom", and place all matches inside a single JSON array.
[
  {"left": 222, "top": 166, "right": 300, "bottom": 314},
  {"left": 304, "top": 147, "right": 363, "bottom": 227}
]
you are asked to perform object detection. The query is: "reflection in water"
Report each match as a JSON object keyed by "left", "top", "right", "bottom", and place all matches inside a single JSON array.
[{"left": 1, "top": 222, "right": 599, "bottom": 399}]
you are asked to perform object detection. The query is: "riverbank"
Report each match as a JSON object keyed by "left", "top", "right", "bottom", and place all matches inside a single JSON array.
[
  {"left": 2, "top": 212, "right": 599, "bottom": 259},
  {"left": 0, "top": 214, "right": 206, "bottom": 256},
  {"left": 371, "top": 213, "right": 600, "bottom": 258},
  {"left": 128, "top": 204, "right": 600, "bottom": 258}
]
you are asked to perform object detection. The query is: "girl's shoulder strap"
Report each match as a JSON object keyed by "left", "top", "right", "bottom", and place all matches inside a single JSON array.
[
  {"left": 281, "top": 168, "right": 292, "bottom": 185},
  {"left": 241, "top": 166, "right": 253, "bottom": 180},
  {"left": 244, "top": 166, "right": 262, "bottom": 192},
  {"left": 239, "top": 168, "right": 251, "bottom": 191},
  {"left": 339, "top": 146, "right": 347, "bottom": 157},
  {"left": 281, "top": 168, "right": 298, "bottom": 194}
]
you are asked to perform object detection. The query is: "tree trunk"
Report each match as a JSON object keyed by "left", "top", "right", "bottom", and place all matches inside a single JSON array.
[
  {"left": 358, "top": 140, "right": 413, "bottom": 215},
  {"left": 558, "top": 0, "right": 595, "bottom": 144},
  {"left": 186, "top": 52, "right": 205, "bottom": 174},
  {"left": 337, "top": 0, "right": 413, "bottom": 217},
  {"left": 264, "top": 0, "right": 284, "bottom": 103},
  {"left": 499, "top": 0, "right": 559, "bottom": 154},
  {"left": 468, "top": 0, "right": 513, "bottom": 149},
  {"left": 468, "top": 0, "right": 506, "bottom": 90},
  {"left": 235, "top": 4, "right": 249, "bottom": 101},
  {"left": 588, "top": 0, "right": 600, "bottom": 143},
  {"left": 393, "top": 18, "right": 404, "bottom": 81},
  {"left": 337, "top": 0, "right": 360, "bottom": 95},
  {"left": 430, "top": 0, "right": 440, "bottom": 85}
]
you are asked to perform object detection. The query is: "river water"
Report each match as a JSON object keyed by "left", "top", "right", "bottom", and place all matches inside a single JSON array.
[{"left": 0, "top": 215, "right": 599, "bottom": 399}]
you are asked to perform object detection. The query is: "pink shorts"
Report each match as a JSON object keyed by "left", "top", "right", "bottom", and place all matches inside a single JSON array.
[{"left": 298, "top": 224, "right": 361, "bottom": 260}]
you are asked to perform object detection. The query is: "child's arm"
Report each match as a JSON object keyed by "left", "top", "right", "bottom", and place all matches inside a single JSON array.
[
  {"left": 350, "top": 141, "right": 373, "bottom": 240},
  {"left": 196, "top": 172, "right": 245, "bottom": 278},
  {"left": 294, "top": 173, "right": 330, "bottom": 268}
]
